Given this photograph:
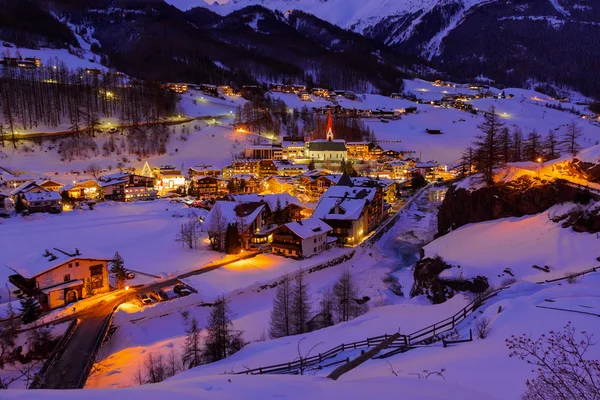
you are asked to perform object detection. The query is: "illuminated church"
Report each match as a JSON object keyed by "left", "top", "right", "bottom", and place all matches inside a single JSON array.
[{"left": 306, "top": 110, "right": 347, "bottom": 161}]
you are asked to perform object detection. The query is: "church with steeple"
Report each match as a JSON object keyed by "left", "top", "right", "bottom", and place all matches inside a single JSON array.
[{"left": 306, "top": 110, "right": 347, "bottom": 161}]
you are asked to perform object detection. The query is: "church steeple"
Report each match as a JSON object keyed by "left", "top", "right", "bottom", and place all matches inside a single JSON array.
[{"left": 326, "top": 109, "right": 334, "bottom": 142}]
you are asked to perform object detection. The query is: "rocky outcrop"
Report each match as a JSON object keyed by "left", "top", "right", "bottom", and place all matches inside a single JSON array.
[
  {"left": 553, "top": 205, "right": 600, "bottom": 234},
  {"left": 411, "top": 256, "right": 489, "bottom": 304},
  {"left": 437, "top": 176, "right": 577, "bottom": 236},
  {"left": 572, "top": 158, "right": 600, "bottom": 183}
]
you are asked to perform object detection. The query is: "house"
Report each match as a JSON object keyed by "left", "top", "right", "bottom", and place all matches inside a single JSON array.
[
  {"left": 202, "top": 201, "right": 267, "bottom": 250},
  {"left": 154, "top": 166, "right": 186, "bottom": 191},
  {"left": 192, "top": 176, "right": 220, "bottom": 196},
  {"left": 85, "top": 68, "right": 102, "bottom": 75},
  {"left": 368, "top": 143, "right": 384, "bottom": 160},
  {"left": 189, "top": 165, "right": 222, "bottom": 179},
  {"left": 266, "top": 176, "right": 295, "bottom": 195},
  {"left": 281, "top": 139, "right": 306, "bottom": 160},
  {"left": 244, "top": 146, "right": 281, "bottom": 160},
  {"left": 274, "top": 161, "right": 308, "bottom": 177},
  {"left": 8, "top": 248, "right": 111, "bottom": 310},
  {"left": 98, "top": 172, "right": 156, "bottom": 201},
  {"left": 310, "top": 88, "right": 330, "bottom": 98},
  {"left": 426, "top": 129, "right": 442, "bottom": 135},
  {"left": 312, "top": 173, "right": 383, "bottom": 244},
  {"left": 228, "top": 193, "right": 313, "bottom": 222},
  {"left": 296, "top": 174, "right": 340, "bottom": 201},
  {"left": 298, "top": 90, "right": 311, "bottom": 101},
  {"left": 39, "top": 179, "right": 64, "bottom": 192},
  {"left": 271, "top": 218, "right": 332, "bottom": 259},
  {"left": 218, "top": 86, "right": 234, "bottom": 96},
  {"left": 388, "top": 161, "right": 410, "bottom": 180},
  {"left": 259, "top": 160, "right": 279, "bottom": 178},
  {"left": 225, "top": 160, "right": 260, "bottom": 178},
  {"left": 61, "top": 180, "right": 101, "bottom": 200},
  {"left": 10, "top": 181, "right": 48, "bottom": 198},
  {"left": 162, "top": 82, "right": 188, "bottom": 94},
  {"left": 23, "top": 192, "right": 62, "bottom": 213},
  {"left": 346, "top": 142, "right": 370, "bottom": 160},
  {"left": 199, "top": 84, "right": 219, "bottom": 96},
  {"left": 0, "top": 167, "right": 35, "bottom": 189}
]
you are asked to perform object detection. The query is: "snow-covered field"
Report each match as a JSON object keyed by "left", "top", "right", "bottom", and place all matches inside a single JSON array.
[
  {"left": 424, "top": 202, "right": 600, "bottom": 286},
  {"left": 0, "top": 200, "right": 226, "bottom": 287}
]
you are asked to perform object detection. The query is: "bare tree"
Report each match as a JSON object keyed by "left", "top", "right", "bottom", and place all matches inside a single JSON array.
[
  {"left": 562, "top": 120, "right": 583, "bottom": 156},
  {"left": 333, "top": 270, "right": 367, "bottom": 323},
  {"left": 167, "top": 347, "right": 179, "bottom": 378},
  {"left": 294, "top": 337, "right": 323, "bottom": 376},
  {"left": 144, "top": 352, "right": 166, "bottom": 384},
  {"left": 507, "top": 322, "right": 600, "bottom": 400},
  {"left": 176, "top": 214, "right": 202, "bottom": 249},
  {"left": 86, "top": 163, "right": 102, "bottom": 179},
  {"left": 269, "top": 274, "right": 293, "bottom": 338},
  {"left": 208, "top": 203, "right": 228, "bottom": 251},
  {"left": 475, "top": 316, "right": 491, "bottom": 339}
]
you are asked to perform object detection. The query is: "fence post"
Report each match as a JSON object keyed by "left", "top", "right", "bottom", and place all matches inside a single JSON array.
[
  {"left": 404, "top": 336, "right": 408, "bottom": 347},
  {"left": 341, "top": 343, "right": 345, "bottom": 351},
  {"left": 433, "top": 324, "right": 436, "bottom": 336},
  {"left": 451, "top": 315, "right": 455, "bottom": 328},
  {"left": 463, "top": 308, "right": 467, "bottom": 319},
  {"left": 319, "top": 353, "right": 322, "bottom": 362},
  {"left": 353, "top": 342, "right": 356, "bottom": 349},
  {"left": 367, "top": 337, "right": 370, "bottom": 346},
  {"left": 259, "top": 367, "right": 263, "bottom": 374},
  {"left": 469, "top": 329, "right": 473, "bottom": 341}
]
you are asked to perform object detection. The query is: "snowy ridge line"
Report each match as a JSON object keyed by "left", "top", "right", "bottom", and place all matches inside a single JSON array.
[
  {"left": 29, "top": 319, "right": 79, "bottom": 389},
  {"left": 235, "top": 288, "right": 504, "bottom": 375}
]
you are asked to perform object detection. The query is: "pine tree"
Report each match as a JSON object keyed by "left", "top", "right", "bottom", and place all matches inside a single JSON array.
[
  {"left": 459, "top": 146, "right": 475, "bottom": 177},
  {"left": 187, "top": 179, "right": 197, "bottom": 197},
  {"left": 333, "top": 270, "right": 367, "bottom": 323},
  {"left": 110, "top": 251, "right": 127, "bottom": 289},
  {"left": 181, "top": 317, "right": 202, "bottom": 369},
  {"left": 202, "top": 296, "right": 244, "bottom": 363},
  {"left": 273, "top": 198, "right": 283, "bottom": 226},
  {"left": 499, "top": 127, "right": 512, "bottom": 164},
  {"left": 511, "top": 127, "right": 524, "bottom": 162},
  {"left": 562, "top": 121, "right": 583, "bottom": 156},
  {"left": 473, "top": 105, "right": 504, "bottom": 183},
  {"left": 269, "top": 274, "right": 292, "bottom": 338},
  {"left": 20, "top": 296, "right": 41, "bottom": 325},
  {"left": 224, "top": 223, "right": 240, "bottom": 254},
  {"left": 14, "top": 194, "right": 25, "bottom": 214},
  {"left": 308, "top": 159, "right": 316, "bottom": 171},
  {"left": 291, "top": 271, "right": 311, "bottom": 335},
  {"left": 544, "top": 130, "right": 560, "bottom": 160},
  {"left": 524, "top": 130, "right": 543, "bottom": 161}
]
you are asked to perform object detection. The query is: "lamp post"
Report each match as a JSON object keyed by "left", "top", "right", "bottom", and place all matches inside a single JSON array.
[{"left": 536, "top": 157, "right": 542, "bottom": 177}]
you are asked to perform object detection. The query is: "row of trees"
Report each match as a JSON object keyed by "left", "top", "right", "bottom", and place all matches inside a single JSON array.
[
  {"left": 0, "top": 61, "right": 177, "bottom": 147},
  {"left": 461, "top": 105, "right": 584, "bottom": 183},
  {"left": 135, "top": 296, "right": 244, "bottom": 385},
  {"left": 234, "top": 97, "right": 376, "bottom": 143},
  {"left": 269, "top": 269, "right": 367, "bottom": 339}
]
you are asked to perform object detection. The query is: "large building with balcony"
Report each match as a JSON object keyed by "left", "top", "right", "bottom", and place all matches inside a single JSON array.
[{"left": 271, "top": 218, "right": 332, "bottom": 259}]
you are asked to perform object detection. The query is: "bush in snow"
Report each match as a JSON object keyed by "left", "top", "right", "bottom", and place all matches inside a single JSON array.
[
  {"left": 507, "top": 322, "right": 600, "bottom": 400},
  {"left": 475, "top": 316, "right": 491, "bottom": 339}
]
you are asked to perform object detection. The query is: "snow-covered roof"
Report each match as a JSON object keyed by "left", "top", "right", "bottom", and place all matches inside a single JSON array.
[
  {"left": 308, "top": 140, "right": 347, "bottom": 152},
  {"left": 230, "top": 193, "right": 310, "bottom": 210},
  {"left": 312, "top": 197, "right": 367, "bottom": 221},
  {"left": 99, "top": 172, "right": 131, "bottom": 182},
  {"left": 10, "top": 181, "right": 45, "bottom": 195},
  {"left": 283, "top": 218, "right": 332, "bottom": 239},
  {"left": 576, "top": 144, "right": 600, "bottom": 164},
  {"left": 321, "top": 185, "right": 377, "bottom": 202},
  {"left": 202, "top": 201, "right": 265, "bottom": 233},
  {"left": 416, "top": 162, "right": 437, "bottom": 168},
  {"left": 13, "top": 248, "right": 112, "bottom": 279},
  {"left": 97, "top": 179, "right": 128, "bottom": 188},
  {"left": 24, "top": 191, "right": 61, "bottom": 202}
]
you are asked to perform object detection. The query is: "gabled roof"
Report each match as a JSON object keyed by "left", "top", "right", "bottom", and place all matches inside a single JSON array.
[
  {"left": 308, "top": 140, "right": 347, "bottom": 152},
  {"left": 320, "top": 185, "right": 377, "bottom": 202},
  {"left": 202, "top": 201, "right": 265, "bottom": 233},
  {"left": 312, "top": 197, "right": 366, "bottom": 221},
  {"left": 283, "top": 218, "right": 332, "bottom": 240},
  {"left": 230, "top": 193, "right": 309, "bottom": 210},
  {"left": 336, "top": 172, "right": 354, "bottom": 187},
  {"left": 24, "top": 191, "right": 61, "bottom": 202},
  {"left": 10, "top": 181, "right": 47, "bottom": 196},
  {"left": 12, "top": 248, "right": 111, "bottom": 279}
]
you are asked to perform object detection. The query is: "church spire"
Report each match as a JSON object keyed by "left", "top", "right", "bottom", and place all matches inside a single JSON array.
[{"left": 326, "top": 109, "right": 334, "bottom": 141}]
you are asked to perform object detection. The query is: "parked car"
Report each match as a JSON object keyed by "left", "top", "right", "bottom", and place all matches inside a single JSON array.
[
  {"left": 148, "top": 289, "right": 168, "bottom": 302},
  {"left": 136, "top": 293, "right": 152, "bottom": 305},
  {"left": 174, "top": 284, "right": 192, "bottom": 297}
]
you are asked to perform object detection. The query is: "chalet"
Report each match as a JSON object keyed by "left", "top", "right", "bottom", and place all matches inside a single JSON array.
[
  {"left": 23, "top": 192, "right": 62, "bottom": 213},
  {"left": 346, "top": 142, "right": 370, "bottom": 160},
  {"left": 10, "top": 181, "right": 48, "bottom": 198},
  {"left": 154, "top": 167, "right": 186, "bottom": 191},
  {"left": 1, "top": 57, "right": 40, "bottom": 69},
  {"left": 298, "top": 90, "right": 311, "bottom": 101},
  {"left": 0, "top": 167, "right": 35, "bottom": 189},
  {"left": 202, "top": 201, "right": 267, "bottom": 250},
  {"left": 310, "top": 88, "right": 330, "bottom": 98},
  {"left": 368, "top": 143, "right": 383, "bottom": 160},
  {"left": 274, "top": 161, "right": 308, "bottom": 177},
  {"left": 199, "top": 84, "right": 219, "bottom": 96},
  {"left": 390, "top": 93, "right": 402, "bottom": 99},
  {"left": 61, "top": 180, "right": 101, "bottom": 200},
  {"left": 189, "top": 165, "right": 222, "bottom": 178},
  {"left": 297, "top": 174, "right": 340, "bottom": 201},
  {"left": 218, "top": 86, "right": 234, "bottom": 96},
  {"left": 162, "top": 82, "right": 188, "bottom": 94},
  {"left": 266, "top": 176, "right": 295, "bottom": 195},
  {"left": 229, "top": 174, "right": 262, "bottom": 194},
  {"left": 312, "top": 173, "right": 383, "bottom": 244},
  {"left": 388, "top": 161, "right": 410, "bottom": 180},
  {"left": 98, "top": 172, "right": 156, "bottom": 201},
  {"left": 382, "top": 149, "right": 402, "bottom": 161},
  {"left": 8, "top": 248, "right": 111, "bottom": 310},
  {"left": 229, "top": 193, "right": 313, "bottom": 223},
  {"left": 258, "top": 160, "right": 278, "bottom": 178},
  {"left": 281, "top": 139, "right": 306, "bottom": 160},
  {"left": 271, "top": 218, "right": 332, "bottom": 259},
  {"left": 225, "top": 160, "right": 260, "bottom": 178},
  {"left": 192, "top": 176, "right": 220, "bottom": 196},
  {"left": 39, "top": 179, "right": 64, "bottom": 192}
]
